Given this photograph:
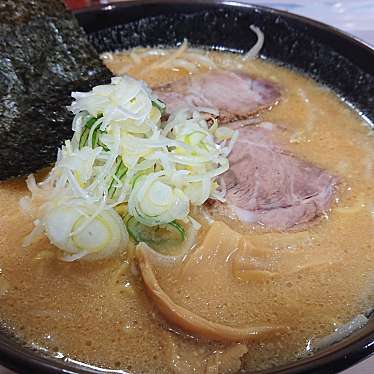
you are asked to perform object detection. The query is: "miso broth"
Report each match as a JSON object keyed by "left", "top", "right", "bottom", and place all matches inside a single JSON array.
[{"left": 0, "top": 48, "right": 373, "bottom": 373}]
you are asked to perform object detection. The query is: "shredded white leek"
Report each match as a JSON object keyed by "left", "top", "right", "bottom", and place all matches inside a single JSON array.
[
  {"left": 21, "top": 76, "right": 236, "bottom": 261},
  {"left": 242, "top": 25, "right": 265, "bottom": 60}
]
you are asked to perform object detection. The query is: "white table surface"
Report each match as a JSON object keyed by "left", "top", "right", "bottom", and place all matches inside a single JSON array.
[{"left": 1, "top": 1, "right": 373, "bottom": 373}]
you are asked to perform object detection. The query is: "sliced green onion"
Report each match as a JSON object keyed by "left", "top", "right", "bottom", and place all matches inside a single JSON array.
[
  {"left": 79, "top": 114, "right": 104, "bottom": 150},
  {"left": 79, "top": 117, "right": 96, "bottom": 149},
  {"left": 24, "top": 76, "right": 237, "bottom": 262},
  {"left": 130, "top": 171, "right": 150, "bottom": 189},
  {"left": 92, "top": 127, "right": 109, "bottom": 151},
  {"left": 108, "top": 157, "right": 128, "bottom": 199},
  {"left": 167, "top": 220, "right": 186, "bottom": 241},
  {"left": 97, "top": 138, "right": 110, "bottom": 152},
  {"left": 152, "top": 98, "right": 166, "bottom": 116},
  {"left": 124, "top": 215, "right": 185, "bottom": 252},
  {"left": 91, "top": 126, "right": 100, "bottom": 148}
]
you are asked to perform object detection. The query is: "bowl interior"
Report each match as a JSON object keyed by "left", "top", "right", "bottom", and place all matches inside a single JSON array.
[{"left": 1, "top": 1, "right": 373, "bottom": 374}]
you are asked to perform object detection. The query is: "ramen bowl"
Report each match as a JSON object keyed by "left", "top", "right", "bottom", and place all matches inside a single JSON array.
[{"left": 0, "top": 1, "right": 373, "bottom": 373}]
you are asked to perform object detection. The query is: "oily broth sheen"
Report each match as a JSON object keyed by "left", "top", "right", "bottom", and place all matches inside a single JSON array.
[{"left": 0, "top": 50, "right": 373, "bottom": 373}]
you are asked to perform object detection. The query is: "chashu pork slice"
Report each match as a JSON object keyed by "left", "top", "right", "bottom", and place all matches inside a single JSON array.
[
  {"left": 154, "top": 70, "right": 281, "bottom": 123},
  {"left": 211, "top": 123, "right": 338, "bottom": 230}
]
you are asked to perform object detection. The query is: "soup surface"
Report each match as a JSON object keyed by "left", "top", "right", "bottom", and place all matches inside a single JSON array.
[{"left": 0, "top": 49, "right": 373, "bottom": 373}]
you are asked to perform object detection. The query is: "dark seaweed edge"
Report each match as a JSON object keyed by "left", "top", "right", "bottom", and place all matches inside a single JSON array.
[{"left": 0, "top": 0, "right": 112, "bottom": 180}]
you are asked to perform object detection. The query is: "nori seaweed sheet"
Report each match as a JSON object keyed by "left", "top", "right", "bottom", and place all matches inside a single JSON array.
[{"left": 0, "top": 0, "right": 111, "bottom": 180}]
